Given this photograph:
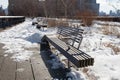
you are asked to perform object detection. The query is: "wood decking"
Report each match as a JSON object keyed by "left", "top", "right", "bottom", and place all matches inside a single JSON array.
[{"left": 0, "top": 43, "right": 52, "bottom": 80}]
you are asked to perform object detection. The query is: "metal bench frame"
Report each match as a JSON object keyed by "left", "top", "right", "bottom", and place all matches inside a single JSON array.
[
  {"left": 41, "top": 27, "right": 94, "bottom": 68},
  {"left": 57, "top": 27, "right": 84, "bottom": 50}
]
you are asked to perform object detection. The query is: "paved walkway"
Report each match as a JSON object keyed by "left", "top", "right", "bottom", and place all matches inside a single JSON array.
[
  {"left": 0, "top": 26, "right": 69, "bottom": 80},
  {"left": 0, "top": 43, "right": 52, "bottom": 80}
]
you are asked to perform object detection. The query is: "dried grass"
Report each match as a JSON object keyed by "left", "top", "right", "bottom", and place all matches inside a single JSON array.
[
  {"left": 47, "top": 20, "right": 57, "bottom": 27},
  {"left": 102, "top": 24, "right": 120, "bottom": 38},
  {"left": 82, "top": 68, "right": 99, "bottom": 80},
  {"left": 82, "top": 68, "right": 89, "bottom": 73},
  {"left": 47, "top": 19, "right": 69, "bottom": 27},
  {"left": 104, "top": 42, "right": 120, "bottom": 54},
  {"left": 76, "top": 10, "right": 96, "bottom": 26}
]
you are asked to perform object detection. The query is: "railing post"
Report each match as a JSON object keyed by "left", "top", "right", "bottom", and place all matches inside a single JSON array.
[{"left": 68, "top": 60, "right": 71, "bottom": 69}]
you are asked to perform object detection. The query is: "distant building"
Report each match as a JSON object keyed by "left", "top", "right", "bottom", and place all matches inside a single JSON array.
[
  {"left": 8, "top": 0, "right": 99, "bottom": 17},
  {"left": 109, "top": 10, "right": 116, "bottom": 16},
  {"left": 99, "top": 11, "right": 107, "bottom": 16},
  {"left": 109, "top": 10, "right": 120, "bottom": 16},
  {"left": 0, "top": 6, "right": 5, "bottom": 16},
  {"left": 77, "top": 0, "right": 99, "bottom": 16},
  {"left": 4, "top": 8, "right": 8, "bottom": 15},
  {"left": 117, "top": 10, "right": 120, "bottom": 16}
]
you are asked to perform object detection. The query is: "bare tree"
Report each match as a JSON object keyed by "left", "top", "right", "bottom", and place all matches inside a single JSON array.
[
  {"left": 60, "top": 0, "right": 77, "bottom": 18},
  {"left": 75, "top": 10, "right": 96, "bottom": 26},
  {"left": 40, "top": 0, "right": 48, "bottom": 17},
  {"left": 9, "top": 0, "right": 40, "bottom": 16}
]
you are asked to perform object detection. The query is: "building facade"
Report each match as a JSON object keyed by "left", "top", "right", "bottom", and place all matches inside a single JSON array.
[
  {"left": 0, "top": 6, "right": 5, "bottom": 16},
  {"left": 77, "top": 0, "right": 99, "bottom": 16}
]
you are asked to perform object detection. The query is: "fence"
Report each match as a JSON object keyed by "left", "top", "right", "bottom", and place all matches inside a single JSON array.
[{"left": 0, "top": 16, "right": 25, "bottom": 29}]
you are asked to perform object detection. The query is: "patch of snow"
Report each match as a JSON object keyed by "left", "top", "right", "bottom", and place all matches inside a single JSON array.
[
  {"left": 0, "top": 18, "right": 57, "bottom": 62},
  {"left": 4, "top": 54, "right": 8, "bottom": 57},
  {"left": 79, "top": 21, "right": 120, "bottom": 80},
  {"left": 88, "top": 55, "right": 120, "bottom": 80},
  {"left": 61, "top": 20, "right": 120, "bottom": 80},
  {"left": 1, "top": 18, "right": 120, "bottom": 79},
  {"left": 48, "top": 54, "right": 64, "bottom": 69},
  {"left": 45, "top": 20, "right": 120, "bottom": 80},
  {"left": 17, "top": 68, "right": 24, "bottom": 72},
  {"left": 66, "top": 71, "right": 86, "bottom": 80}
]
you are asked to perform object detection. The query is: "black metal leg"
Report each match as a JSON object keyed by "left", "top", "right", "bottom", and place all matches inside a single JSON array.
[
  {"left": 40, "top": 40, "right": 50, "bottom": 51},
  {"left": 68, "top": 60, "right": 71, "bottom": 69}
]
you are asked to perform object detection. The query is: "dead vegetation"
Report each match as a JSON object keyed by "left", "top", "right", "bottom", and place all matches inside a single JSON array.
[
  {"left": 76, "top": 11, "right": 96, "bottom": 26},
  {"left": 82, "top": 68, "right": 99, "bottom": 80},
  {"left": 104, "top": 42, "right": 120, "bottom": 54},
  {"left": 102, "top": 24, "right": 120, "bottom": 38},
  {"left": 47, "top": 20, "right": 57, "bottom": 27},
  {"left": 47, "top": 19, "right": 69, "bottom": 27}
]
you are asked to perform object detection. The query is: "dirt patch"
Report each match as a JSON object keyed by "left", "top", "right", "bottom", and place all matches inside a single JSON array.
[{"left": 0, "top": 43, "right": 5, "bottom": 56}]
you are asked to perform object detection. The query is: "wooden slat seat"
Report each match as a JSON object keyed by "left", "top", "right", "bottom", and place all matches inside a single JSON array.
[{"left": 41, "top": 35, "right": 94, "bottom": 68}]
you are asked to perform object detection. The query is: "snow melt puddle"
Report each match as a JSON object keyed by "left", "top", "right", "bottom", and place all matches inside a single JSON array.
[{"left": 0, "top": 19, "right": 57, "bottom": 62}]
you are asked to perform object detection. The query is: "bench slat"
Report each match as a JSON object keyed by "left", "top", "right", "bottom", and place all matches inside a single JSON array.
[
  {"left": 41, "top": 35, "right": 94, "bottom": 68},
  {"left": 57, "top": 27, "right": 83, "bottom": 49}
]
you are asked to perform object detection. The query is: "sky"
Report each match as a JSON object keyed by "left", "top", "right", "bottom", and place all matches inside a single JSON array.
[
  {"left": 0, "top": 0, "right": 8, "bottom": 9},
  {"left": 97, "top": 0, "right": 120, "bottom": 14},
  {"left": 0, "top": 0, "right": 120, "bottom": 14}
]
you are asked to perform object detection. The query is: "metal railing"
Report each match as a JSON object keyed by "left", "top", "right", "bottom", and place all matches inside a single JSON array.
[{"left": 0, "top": 16, "right": 25, "bottom": 29}]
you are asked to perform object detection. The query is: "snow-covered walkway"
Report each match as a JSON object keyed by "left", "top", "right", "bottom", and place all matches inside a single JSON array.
[
  {"left": 0, "top": 19, "right": 57, "bottom": 62},
  {"left": 0, "top": 19, "right": 55, "bottom": 80},
  {"left": 0, "top": 18, "right": 120, "bottom": 80}
]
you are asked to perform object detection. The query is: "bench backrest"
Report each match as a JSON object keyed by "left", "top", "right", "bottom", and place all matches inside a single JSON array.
[{"left": 57, "top": 27, "right": 84, "bottom": 50}]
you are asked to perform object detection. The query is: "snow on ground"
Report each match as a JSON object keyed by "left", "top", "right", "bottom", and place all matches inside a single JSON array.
[
  {"left": 0, "top": 18, "right": 120, "bottom": 80},
  {"left": 87, "top": 55, "right": 120, "bottom": 80},
  {"left": 67, "top": 71, "right": 87, "bottom": 80},
  {"left": 48, "top": 20, "right": 120, "bottom": 80},
  {"left": 78, "top": 21, "right": 120, "bottom": 80},
  {"left": 0, "top": 18, "right": 57, "bottom": 62}
]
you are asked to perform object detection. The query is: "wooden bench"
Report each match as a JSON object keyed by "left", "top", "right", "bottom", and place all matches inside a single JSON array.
[{"left": 41, "top": 27, "right": 94, "bottom": 68}]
